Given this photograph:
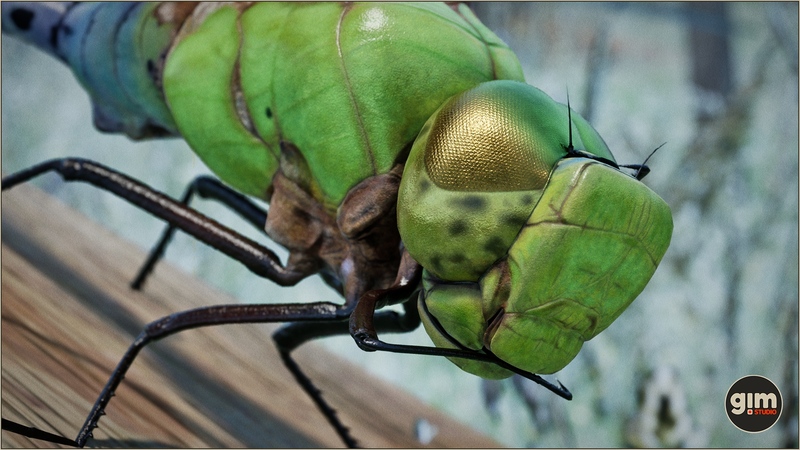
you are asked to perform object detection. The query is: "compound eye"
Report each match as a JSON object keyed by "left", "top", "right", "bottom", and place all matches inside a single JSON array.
[{"left": 424, "top": 81, "right": 566, "bottom": 192}]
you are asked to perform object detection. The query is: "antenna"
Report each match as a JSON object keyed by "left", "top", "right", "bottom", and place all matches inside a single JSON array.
[
  {"left": 638, "top": 142, "right": 666, "bottom": 179},
  {"left": 560, "top": 89, "right": 663, "bottom": 182},
  {"left": 620, "top": 142, "right": 666, "bottom": 180},
  {"left": 565, "top": 90, "right": 574, "bottom": 153}
]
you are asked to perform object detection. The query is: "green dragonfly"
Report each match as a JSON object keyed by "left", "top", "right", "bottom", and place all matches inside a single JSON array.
[{"left": 1, "top": 2, "right": 673, "bottom": 447}]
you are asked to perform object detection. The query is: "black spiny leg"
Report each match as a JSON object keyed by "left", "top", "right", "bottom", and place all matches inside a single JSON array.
[
  {"left": 273, "top": 304, "right": 422, "bottom": 447},
  {"left": 73, "top": 301, "right": 353, "bottom": 447},
  {"left": 272, "top": 253, "right": 424, "bottom": 448},
  {"left": 1, "top": 158, "right": 314, "bottom": 286},
  {"left": 131, "top": 175, "right": 268, "bottom": 290},
  {"left": 1, "top": 419, "right": 77, "bottom": 447},
  {"left": 274, "top": 320, "right": 357, "bottom": 447}
]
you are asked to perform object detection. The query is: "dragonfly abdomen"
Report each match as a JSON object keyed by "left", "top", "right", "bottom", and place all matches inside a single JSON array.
[{"left": 2, "top": 2, "right": 194, "bottom": 139}]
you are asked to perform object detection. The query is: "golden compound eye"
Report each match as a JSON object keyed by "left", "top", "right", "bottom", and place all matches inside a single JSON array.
[{"left": 424, "top": 84, "right": 557, "bottom": 192}]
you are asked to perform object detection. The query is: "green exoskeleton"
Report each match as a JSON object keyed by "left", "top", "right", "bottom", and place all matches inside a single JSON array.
[{"left": 1, "top": 1, "right": 672, "bottom": 447}]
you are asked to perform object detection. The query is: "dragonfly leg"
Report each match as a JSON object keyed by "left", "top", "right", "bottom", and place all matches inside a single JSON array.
[
  {"left": 1, "top": 158, "right": 316, "bottom": 286},
  {"left": 72, "top": 301, "right": 349, "bottom": 447},
  {"left": 131, "top": 175, "right": 267, "bottom": 290},
  {"left": 272, "top": 303, "right": 421, "bottom": 447},
  {"left": 272, "top": 320, "right": 356, "bottom": 446},
  {"left": 268, "top": 252, "right": 423, "bottom": 447}
]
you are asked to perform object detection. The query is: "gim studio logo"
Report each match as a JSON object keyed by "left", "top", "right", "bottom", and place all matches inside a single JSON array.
[{"left": 725, "top": 375, "right": 782, "bottom": 433}]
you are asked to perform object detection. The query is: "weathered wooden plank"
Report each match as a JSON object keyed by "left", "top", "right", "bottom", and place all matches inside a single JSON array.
[{"left": 1, "top": 184, "right": 501, "bottom": 448}]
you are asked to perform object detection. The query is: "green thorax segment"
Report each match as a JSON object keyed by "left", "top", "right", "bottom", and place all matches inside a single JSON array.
[{"left": 163, "top": 2, "right": 524, "bottom": 205}]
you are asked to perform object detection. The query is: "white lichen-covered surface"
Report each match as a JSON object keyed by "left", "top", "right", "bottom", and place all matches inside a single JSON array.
[{"left": 2, "top": 3, "right": 797, "bottom": 447}]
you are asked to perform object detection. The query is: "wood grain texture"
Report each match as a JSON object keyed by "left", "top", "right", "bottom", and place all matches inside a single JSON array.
[{"left": 1, "top": 184, "right": 501, "bottom": 448}]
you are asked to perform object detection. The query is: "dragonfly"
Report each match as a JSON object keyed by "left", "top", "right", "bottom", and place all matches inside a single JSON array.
[{"left": 1, "top": 2, "right": 673, "bottom": 447}]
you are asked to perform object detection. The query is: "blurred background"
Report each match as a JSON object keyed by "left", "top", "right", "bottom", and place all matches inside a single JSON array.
[{"left": 2, "top": 2, "right": 797, "bottom": 447}]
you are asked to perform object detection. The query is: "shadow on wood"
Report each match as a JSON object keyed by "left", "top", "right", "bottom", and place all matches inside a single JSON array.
[{"left": 1, "top": 184, "right": 502, "bottom": 448}]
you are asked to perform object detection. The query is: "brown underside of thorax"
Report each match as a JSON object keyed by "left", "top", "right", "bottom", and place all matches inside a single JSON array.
[{"left": 264, "top": 165, "right": 404, "bottom": 304}]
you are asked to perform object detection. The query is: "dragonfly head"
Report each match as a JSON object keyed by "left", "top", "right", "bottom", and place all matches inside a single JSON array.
[{"left": 398, "top": 80, "right": 672, "bottom": 378}]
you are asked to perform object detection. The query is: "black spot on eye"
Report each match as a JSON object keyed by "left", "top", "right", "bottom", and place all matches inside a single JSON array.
[
  {"left": 448, "top": 253, "right": 466, "bottom": 264},
  {"left": 448, "top": 220, "right": 468, "bottom": 236},
  {"left": 452, "top": 195, "right": 486, "bottom": 211},
  {"left": 10, "top": 8, "right": 34, "bottom": 31},
  {"left": 483, "top": 236, "right": 507, "bottom": 256},
  {"left": 419, "top": 179, "right": 430, "bottom": 193},
  {"left": 502, "top": 213, "right": 528, "bottom": 229},
  {"left": 265, "top": 107, "right": 272, "bottom": 118},
  {"left": 430, "top": 255, "right": 443, "bottom": 273},
  {"left": 521, "top": 194, "right": 534, "bottom": 206}
]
